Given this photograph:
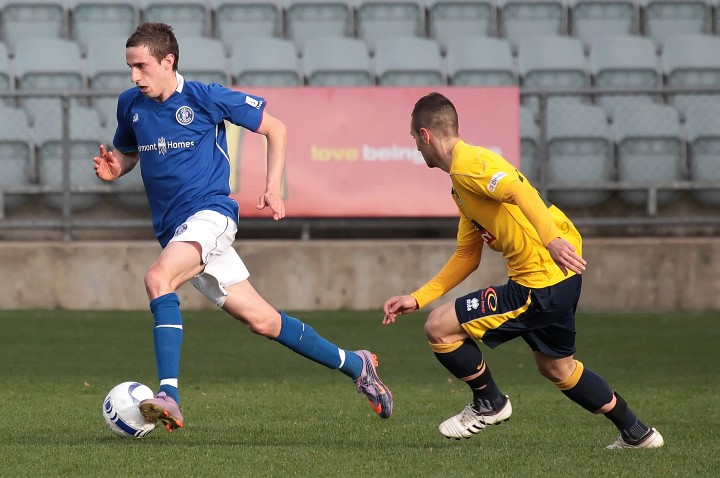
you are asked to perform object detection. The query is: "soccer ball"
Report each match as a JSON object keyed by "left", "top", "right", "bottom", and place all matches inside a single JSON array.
[{"left": 102, "top": 381, "right": 156, "bottom": 438}]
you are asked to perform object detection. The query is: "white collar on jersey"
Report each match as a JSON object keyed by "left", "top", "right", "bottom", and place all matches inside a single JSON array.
[{"left": 175, "top": 72, "right": 185, "bottom": 93}]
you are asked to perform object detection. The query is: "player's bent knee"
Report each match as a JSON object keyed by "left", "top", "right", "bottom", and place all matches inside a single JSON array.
[
  {"left": 144, "top": 266, "right": 167, "bottom": 298},
  {"left": 537, "top": 357, "right": 578, "bottom": 383},
  {"left": 423, "top": 304, "right": 458, "bottom": 343}
]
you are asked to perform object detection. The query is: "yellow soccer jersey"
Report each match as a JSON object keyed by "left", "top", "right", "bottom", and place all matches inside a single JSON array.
[{"left": 412, "top": 141, "right": 582, "bottom": 307}]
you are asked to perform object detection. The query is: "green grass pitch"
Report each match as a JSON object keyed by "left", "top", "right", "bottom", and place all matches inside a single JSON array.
[{"left": 0, "top": 310, "right": 717, "bottom": 477}]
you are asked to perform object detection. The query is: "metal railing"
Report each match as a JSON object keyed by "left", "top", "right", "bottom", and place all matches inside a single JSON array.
[{"left": 0, "top": 87, "right": 719, "bottom": 241}]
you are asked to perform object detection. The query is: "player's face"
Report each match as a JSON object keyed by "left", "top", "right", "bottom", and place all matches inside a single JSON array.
[{"left": 126, "top": 45, "right": 176, "bottom": 102}]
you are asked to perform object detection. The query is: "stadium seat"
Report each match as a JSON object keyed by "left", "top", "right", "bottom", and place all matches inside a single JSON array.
[
  {"left": 14, "top": 38, "right": 85, "bottom": 93},
  {"left": 446, "top": 36, "right": 516, "bottom": 86},
  {"left": 639, "top": 0, "right": 712, "bottom": 45},
  {"left": 139, "top": 0, "right": 211, "bottom": 38},
  {"left": 0, "top": 0, "right": 68, "bottom": 54},
  {"left": 589, "top": 34, "right": 661, "bottom": 113},
  {"left": 94, "top": 96, "right": 120, "bottom": 139},
  {"left": 546, "top": 101, "right": 612, "bottom": 207},
  {"left": 34, "top": 103, "right": 108, "bottom": 210},
  {"left": 230, "top": 37, "right": 301, "bottom": 86},
  {"left": 517, "top": 35, "right": 588, "bottom": 89},
  {"left": 85, "top": 36, "right": 129, "bottom": 131},
  {"left": 426, "top": 0, "right": 498, "bottom": 52},
  {"left": 374, "top": 37, "right": 444, "bottom": 86},
  {"left": 69, "top": 0, "right": 140, "bottom": 55},
  {"left": 517, "top": 35, "right": 589, "bottom": 112},
  {"left": 684, "top": 103, "right": 720, "bottom": 206},
  {"left": 179, "top": 37, "right": 229, "bottom": 85},
  {"left": 567, "top": 0, "right": 640, "bottom": 48},
  {"left": 611, "top": 102, "right": 684, "bottom": 208},
  {"left": 86, "top": 36, "right": 132, "bottom": 91},
  {"left": 211, "top": 0, "right": 283, "bottom": 52},
  {"left": 496, "top": 0, "right": 567, "bottom": 46},
  {"left": 0, "top": 105, "right": 35, "bottom": 211},
  {"left": 284, "top": 0, "right": 354, "bottom": 50},
  {"left": 0, "top": 42, "right": 11, "bottom": 93},
  {"left": 519, "top": 105, "right": 539, "bottom": 183},
  {"left": 661, "top": 34, "right": 720, "bottom": 112},
  {"left": 302, "top": 37, "right": 373, "bottom": 86},
  {"left": 354, "top": 0, "right": 426, "bottom": 53}
]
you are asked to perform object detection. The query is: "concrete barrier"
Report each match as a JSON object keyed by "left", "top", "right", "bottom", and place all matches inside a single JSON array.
[{"left": 1, "top": 238, "right": 718, "bottom": 311}]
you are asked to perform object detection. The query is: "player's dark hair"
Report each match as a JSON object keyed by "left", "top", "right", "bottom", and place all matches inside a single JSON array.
[
  {"left": 127, "top": 22, "right": 180, "bottom": 71},
  {"left": 411, "top": 92, "right": 459, "bottom": 137}
]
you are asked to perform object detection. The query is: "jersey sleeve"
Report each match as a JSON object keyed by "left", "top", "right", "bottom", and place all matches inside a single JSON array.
[
  {"left": 113, "top": 91, "right": 138, "bottom": 153},
  {"left": 205, "top": 83, "right": 266, "bottom": 132},
  {"left": 502, "top": 180, "right": 562, "bottom": 247},
  {"left": 410, "top": 240, "right": 483, "bottom": 308}
]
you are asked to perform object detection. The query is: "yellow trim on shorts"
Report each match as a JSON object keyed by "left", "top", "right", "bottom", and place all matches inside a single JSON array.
[
  {"left": 555, "top": 360, "right": 584, "bottom": 391},
  {"left": 460, "top": 291, "right": 532, "bottom": 340},
  {"left": 429, "top": 340, "right": 465, "bottom": 354}
]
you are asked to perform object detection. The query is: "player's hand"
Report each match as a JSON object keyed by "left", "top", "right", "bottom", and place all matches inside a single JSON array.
[
  {"left": 546, "top": 237, "right": 587, "bottom": 276},
  {"left": 382, "top": 295, "right": 419, "bottom": 325},
  {"left": 93, "top": 145, "right": 121, "bottom": 181},
  {"left": 257, "top": 191, "right": 285, "bottom": 221}
]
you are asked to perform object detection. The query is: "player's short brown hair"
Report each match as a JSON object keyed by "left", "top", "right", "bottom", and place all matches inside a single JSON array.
[
  {"left": 126, "top": 22, "right": 180, "bottom": 71},
  {"left": 411, "top": 92, "right": 459, "bottom": 137}
]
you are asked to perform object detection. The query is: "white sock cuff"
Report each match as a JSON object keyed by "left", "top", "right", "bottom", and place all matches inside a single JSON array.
[
  {"left": 160, "top": 378, "right": 178, "bottom": 388},
  {"left": 338, "top": 349, "right": 346, "bottom": 369}
]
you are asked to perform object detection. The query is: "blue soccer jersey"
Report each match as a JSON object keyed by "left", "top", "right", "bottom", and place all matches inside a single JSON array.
[{"left": 113, "top": 73, "right": 266, "bottom": 247}]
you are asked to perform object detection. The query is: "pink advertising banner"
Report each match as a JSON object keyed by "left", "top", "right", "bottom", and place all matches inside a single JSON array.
[{"left": 227, "top": 87, "right": 519, "bottom": 218}]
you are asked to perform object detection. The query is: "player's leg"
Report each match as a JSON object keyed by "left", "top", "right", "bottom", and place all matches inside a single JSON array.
[
  {"left": 140, "top": 239, "right": 204, "bottom": 431},
  {"left": 428, "top": 283, "right": 532, "bottom": 439},
  {"left": 220, "top": 280, "right": 392, "bottom": 418},
  {"left": 535, "top": 352, "right": 663, "bottom": 448},
  {"left": 527, "top": 275, "right": 662, "bottom": 448},
  {"left": 191, "top": 232, "right": 392, "bottom": 419}
]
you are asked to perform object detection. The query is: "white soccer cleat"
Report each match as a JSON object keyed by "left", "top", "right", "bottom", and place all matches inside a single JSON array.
[
  {"left": 438, "top": 397, "right": 512, "bottom": 439},
  {"left": 606, "top": 428, "right": 664, "bottom": 449}
]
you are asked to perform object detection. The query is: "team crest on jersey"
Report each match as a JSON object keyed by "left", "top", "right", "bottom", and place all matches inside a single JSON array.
[
  {"left": 132, "top": 112, "right": 139, "bottom": 123},
  {"left": 175, "top": 106, "right": 194, "bottom": 125},
  {"left": 174, "top": 223, "right": 188, "bottom": 236}
]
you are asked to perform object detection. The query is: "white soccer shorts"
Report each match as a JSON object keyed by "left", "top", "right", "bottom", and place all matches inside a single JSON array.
[{"left": 168, "top": 210, "right": 249, "bottom": 307}]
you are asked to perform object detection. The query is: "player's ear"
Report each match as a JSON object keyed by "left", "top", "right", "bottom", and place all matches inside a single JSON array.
[
  {"left": 420, "top": 127, "right": 431, "bottom": 144},
  {"left": 162, "top": 54, "right": 175, "bottom": 71}
]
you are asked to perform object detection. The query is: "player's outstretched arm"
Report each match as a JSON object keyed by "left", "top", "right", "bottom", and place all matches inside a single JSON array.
[
  {"left": 93, "top": 145, "right": 139, "bottom": 181},
  {"left": 382, "top": 295, "right": 420, "bottom": 325}
]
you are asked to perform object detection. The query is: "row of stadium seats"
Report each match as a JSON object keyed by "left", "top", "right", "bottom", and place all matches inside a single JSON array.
[
  {"left": 520, "top": 100, "right": 720, "bottom": 210},
  {"left": 1, "top": 0, "right": 720, "bottom": 55},
  {"left": 1, "top": 97, "right": 718, "bottom": 215},
  {"left": 1, "top": 33, "right": 720, "bottom": 93}
]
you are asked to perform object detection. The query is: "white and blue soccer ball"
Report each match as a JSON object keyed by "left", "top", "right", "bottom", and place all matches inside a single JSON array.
[{"left": 102, "top": 381, "right": 156, "bottom": 438}]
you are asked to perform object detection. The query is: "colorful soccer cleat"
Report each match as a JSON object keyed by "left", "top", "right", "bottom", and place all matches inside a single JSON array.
[
  {"left": 354, "top": 350, "right": 394, "bottom": 419},
  {"left": 606, "top": 428, "right": 664, "bottom": 449},
  {"left": 139, "top": 392, "right": 184, "bottom": 432},
  {"left": 438, "top": 396, "right": 512, "bottom": 439}
]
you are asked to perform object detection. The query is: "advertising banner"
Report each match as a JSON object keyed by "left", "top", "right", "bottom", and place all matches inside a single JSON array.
[{"left": 227, "top": 87, "right": 519, "bottom": 217}]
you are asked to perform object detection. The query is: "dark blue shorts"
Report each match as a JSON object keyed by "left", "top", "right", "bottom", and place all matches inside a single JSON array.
[{"left": 454, "top": 275, "right": 582, "bottom": 357}]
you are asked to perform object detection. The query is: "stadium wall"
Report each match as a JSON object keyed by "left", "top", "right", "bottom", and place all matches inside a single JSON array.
[{"left": 1, "top": 238, "right": 718, "bottom": 312}]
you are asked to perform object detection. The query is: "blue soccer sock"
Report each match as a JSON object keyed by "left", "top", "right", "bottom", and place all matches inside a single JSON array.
[
  {"left": 150, "top": 292, "right": 183, "bottom": 404},
  {"left": 274, "top": 311, "right": 363, "bottom": 380}
]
